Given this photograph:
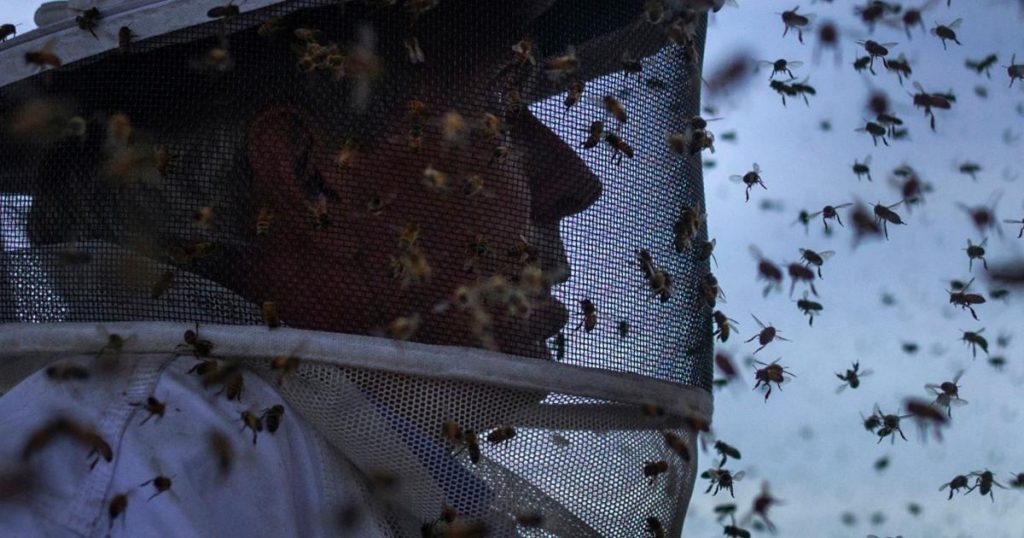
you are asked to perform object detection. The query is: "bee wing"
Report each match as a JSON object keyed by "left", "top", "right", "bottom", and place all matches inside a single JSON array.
[
  {"left": 836, "top": 383, "right": 848, "bottom": 394},
  {"left": 913, "top": 81, "right": 926, "bottom": 93},
  {"left": 952, "top": 369, "right": 965, "bottom": 383},
  {"left": 881, "top": 42, "right": 899, "bottom": 48},
  {"left": 732, "top": 471, "right": 745, "bottom": 481},
  {"left": 864, "top": 154, "right": 872, "bottom": 165},
  {"left": 753, "top": 163, "right": 760, "bottom": 173},
  {"left": 939, "top": 482, "right": 950, "bottom": 491},
  {"left": 949, "top": 398, "right": 969, "bottom": 406},
  {"left": 787, "top": 61, "right": 804, "bottom": 69},
  {"left": 817, "top": 250, "right": 836, "bottom": 260},
  {"left": 924, "top": 383, "right": 943, "bottom": 394},
  {"left": 858, "top": 369, "right": 873, "bottom": 377},
  {"left": 757, "top": 60, "right": 777, "bottom": 67},
  {"left": 729, "top": 174, "right": 745, "bottom": 183},
  {"left": 948, "top": 18, "right": 962, "bottom": 29}
]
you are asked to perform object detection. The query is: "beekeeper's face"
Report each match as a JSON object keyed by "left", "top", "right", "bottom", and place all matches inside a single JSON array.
[{"left": 246, "top": 37, "right": 601, "bottom": 360}]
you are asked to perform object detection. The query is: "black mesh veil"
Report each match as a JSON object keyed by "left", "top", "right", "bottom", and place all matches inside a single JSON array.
[{"left": 0, "top": 1, "right": 714, "bottom": 535}]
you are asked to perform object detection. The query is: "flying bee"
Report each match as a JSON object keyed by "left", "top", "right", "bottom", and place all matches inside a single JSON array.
[
  {"left": 715, "top": 351, "right": 739, "bottom": 382},
  {"left": 25, "top": 40, "right": 62, "bottom": 69},
  {"left": 1009, "top": 472, "right": 1024, "bottom": 489},
  {"left": 836, "top": 361, "right": 872, "bottom": 392},
  {"left": 780, "top": 6, "right": 813, "bottom": 43},
  {"left": 758, "top": 58, "right": 802, "bottom": 80},
  {"left": 645, "top": 516, "right": 665, "bottom": 538},
  {"left": 749, "top": 246, "right": 783, "bottom": 296},
  {"left": 809, "top": 204, "right": 852, "bottom": 233},
  {"left": 75, "top": 7, "right": 101, "bottom": 39},
  {"left": 139, "top": 474, "right": 173, "bottom": 501},
  {"left": 603, "top": 95, "right": 628, "bottom": 123},
  {"left": 926, "top": 370, "right": 967, "bottom": 417},
  {"left": 270, "top": 355, "right": 300, "bottom": 386},
  {"left": 130, "top": 396, "right": 166, "bottom": 425},
  {"left": 971, "top": 470, "right": 1007, "bottom": 501},
  {"left": 604, "top": 132, "right": 634, "bottom": 164},
  {"left": 947, "top": 278, "right": 985, "bottom": 320},
  {"left": 856, "top": 120, "right": 890, "bottom": 147},
  {"left": 46, "top": 362, "right": 90, "bottom": 382},
  {"left": 857, "top": 40, "right": 897, "bottom": 70},
  {"left": 911, "top": 82, "right": 953, "bottom": 131},
  {"left": 798, "top": 248, "right": 833, "bottom": 278},
  {"left": 861, "top": 411, "right": 882, "bottom": 433},
  {"left": 487, "top": 426, "right": 516, "bottom": 445},
  {"left": 873, "top": 404, "right": 910, "bottom": 444},
  {"left": 702, "top": 468, "right": 745, "bottom": 497},
  {"left": 545, "top": 45, "right": 579, "bottom": 80},
  {"left": 853, "top": 55, "right": 872, "bottom": 74},
  {"left": 643, "top": 460, "right": 670, "bottom": 483},
  {"left": 730, "top": 163, "right": 766, "bottom": 202},
  {"left": 793, "top": 210, "right": 812, "bottom": 234},
  {"left": 238, "top": 409, "right": 264, "bottom": 446},
  {"left": 768, "top": 79, "right": 797, "bottom": 106},
  {"left": 966, "top": 53, "right": 998, "bottom": 78},
  {"left": 940, "top": 474, "right": 972, "bottom": 499},
  {"left": 963, "top": 238, "right": 988, "bottom": 270},
  {"left": 564, "top": 80, "right": 584, "bottom": 110},
  {"left": 872, "top": 200, "right": 906, "bottom": 239},
  {"left": 107, "top": 492, "right": 128, "bottom": 530},
  {"left": 747, "top": 315, "right": 789, "bottom": 354},
  {"left": 957, "top": 161, "right": 982, "bottom": 182},
  {"left": 960, "top": 328, "right": 988, "bottom": 358},
  {"left": 713, "top": 440, "right": 742, "bottom": 467},
  {"left": 786, "top": 262, "right": 818, "bottom": 297},
  {"left": 209, "top": 430, "right": 233, "bottom": 477},
  {"left": 930, "top": 19, "right": 962, "bottom": 50},
  {"left": 789, "top": 78, "right": 816, "bottom": 105},
  {"left": 713, "top": 311, "right": 738, "bottom": 343},
  {"left": 753, "top": 358, "right": 795, "bottom": 401},
  {"left": 575, "top": 299, "right": 598, "bottom": 332},
  {"left": 1005, "top": 54, "right": 1024, "bottom": 87},
  {"left": 795, "top": 293, "right": 823, "bottom": 326},
  {"left": 956, "top": 193, "right": 1003, "bottom": 236},
  {"left": 0, "top": 23, "right": 18, "bottom": 42},
  {"left": 207, "top": 1, "right": 242, "bottom": 19},
  {"left": 581, "top": 120, "right": 604, "bottom": 149}
]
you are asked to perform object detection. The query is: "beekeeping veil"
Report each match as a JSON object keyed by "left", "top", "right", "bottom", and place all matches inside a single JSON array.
[{"left": 0, "top": 0, "right": 716, "bottom": 535}]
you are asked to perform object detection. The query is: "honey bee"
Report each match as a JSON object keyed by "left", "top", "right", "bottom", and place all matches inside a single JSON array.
[
  {"left": 700, "top": 272, "right": 725, "bottom": 309},
  {"left": 931, "top": 19, "right": 962, "bottom": 50},
  {"left": 131, "top": 396, "right": 167, "bottom": 425},
  {"left": 872, "top": 200, "right": 907, "bottom": 239},
  {"left": 758, "top": 58, "right": 802, "bottom": 80},
  {"left": 940, "top": 474, "right": 972, "bottom": 499},
  {"left": 308, "top": 192, "right": 332, "bottom": 229},
  {"left": 107, "top": 492, "right": 128, "bottom": 530},
  {"left": 575, "top": 299, "right": 598, "bottom": 332},
  {"left": 207, "top": 1, "right": 240, "bottom": 19},
  {"left": 139, "top": 474, "right": 173, "bottom": 500},
  {"left": 857, "top": 39, "right": 897, "bottom": 71},
  {"left": 911, "top": 82, "right": 953, "bottom": 131},
  {"left": 564, "top": 80, "right": 584, "bottom": 110},
  {"left": 780, "top": 6, "right": 813, "bottom": 43},
  {"left": 713, "top": 311, "right": 738, "bottom": 343},
  {"left": 118, "top": 26, "right": 135, "bottom": 52},
  {"left": 836, "top": 361, "right": 872, "bottom": 392},
  {"left": 730, "top": 163, "right": 765, "bottom": 202},
  {"left": 960, "top": 328, "right": 988, "bottom": 358},
  {"left": 75, "top": 7, "right": 101, "bottom": 39},
  {"left": 239, "top": 410, "right": 264, "bottom": 446},
  {"left": 45, "top": 362, "right": 90, "bottom": 382},
  {"left": 663, "top": 432, "right": 691, "bottom": 462},
  {"left": 261, "top": 301, "right": 281, "bottom": 328},
  {"left": 603, "top": 95, "right": 628, "bottom": 124},
  {"left": 604, "top": 132, "right": 634, "bottom": 164},
  {"left": 752, "top": 358, "right": 794, "bottom": 401},
  {"left": 962, "top": 238, "right": 988, "bottom": 270},
  {"left": 464, "top": 429, "right": 481, "bottom": 464},
  {"left": 964, "top": 53, "right": 998, "bottom": 78},
  {"left": 786, "top": 262, "right": 818, "bottom": 297},
  {"left": 971, "top": 470, "right": 1007, "bottom": 501},
  {"left": 947, "top": 278, "right": 986, "bottom": 320},
  {"left": 487, "top": 426, "right": 516, "bottom": 445},
  {"left": 853, "top": 55, "right": 872, "bottom": 74},
  {"left": 713, "top": 440, "right": 742, "bottom": 467},
  {"left": 580, "top": 120, "right": 604, "bottom": 149},
  {"left": 856, "top": 119, "right": 890, "bottom": 147},
  {"left": 1009, "top": 472, "right": 1024, "bottom": 489},
  {"left": 179, "top": 324, "right": 213, "bottom": 358},
  {"left": 702, "top": 468, "right": 745, "bottom": 497},
  {"left": 643, "top": 460, "right": 670, "bottom": 483},
  {"left": 25, "top": 40, "right": 62, "bottom": 69},
  {"left": 403, "top": 36, "right": 425, "bottom": 64},
  {"left": 749, "top": 246, "right": 783, "bottom": 296},
  {"left": 545, "top": 46, "right": 579, "bottom": 80},
  {"left": 96, "top": 333, "right": 126, "bottom": 370},
  {"left": 1005, "top": 54, "right": 1024, "bottom": 87},
  {"left": 884, "top": 54, "right": 912, "bottom": 85},
  {"left": 209, "top": 431, "right": 233, "bottom": 477},
  {"left": 387, "top": 314, "right": 421, "bottom": 340},
  {"left": 440, "top": 110, "right": 469, "bottom": 147},
  {"left": 926, "top": 370, "right": 967, "bottom": 418},
  {"left": 795, "top": 293, "right": 823, "bottom": 326},
  {"left": 873, "top": 404, "right": 910, "bottom": 444},
  {"left": 0, "top": 23, "right": 18, "bottom": 42}
]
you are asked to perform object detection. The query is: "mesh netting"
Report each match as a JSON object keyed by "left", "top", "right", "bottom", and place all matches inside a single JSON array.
[{"left": 0, "top": 0, "right": 713, "bottom": 535}]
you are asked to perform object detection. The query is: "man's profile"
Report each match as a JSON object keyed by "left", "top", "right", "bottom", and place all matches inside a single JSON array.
[{"left": 0, "top": 1, "right": 714, "bottom": 536}]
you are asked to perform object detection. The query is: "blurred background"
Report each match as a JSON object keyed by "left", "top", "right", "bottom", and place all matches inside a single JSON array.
[{"left": 3, "top": 1, "right": 1024, "bottom": 537}]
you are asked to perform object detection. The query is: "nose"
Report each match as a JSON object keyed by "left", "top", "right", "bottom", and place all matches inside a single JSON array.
[{"left": 517, "top": 110, "right": 602, "bottom": 222}]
